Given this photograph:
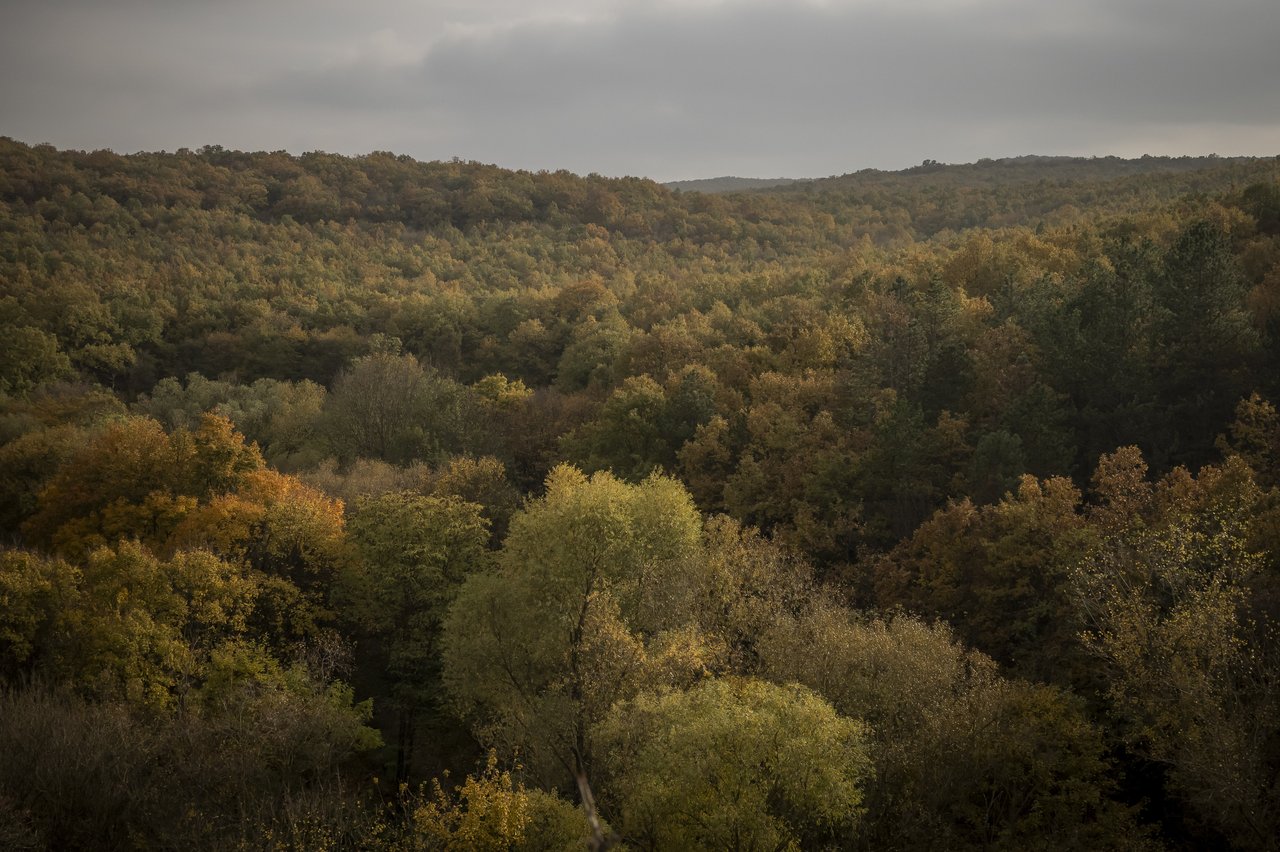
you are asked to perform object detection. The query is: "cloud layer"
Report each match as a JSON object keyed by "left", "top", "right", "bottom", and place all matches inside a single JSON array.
[{"left": 4, "top": 0, "right": 1278, "bottom": 179}]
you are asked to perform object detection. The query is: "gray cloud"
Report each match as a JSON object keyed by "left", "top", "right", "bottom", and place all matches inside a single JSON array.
[{"left": 3, "top": 0, "right": 1278, "bottom": 179}]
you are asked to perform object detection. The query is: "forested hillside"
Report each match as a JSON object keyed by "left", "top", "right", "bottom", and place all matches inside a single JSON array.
[{"left": 2, "top": 137, "right": 1279, "bottom": 850}]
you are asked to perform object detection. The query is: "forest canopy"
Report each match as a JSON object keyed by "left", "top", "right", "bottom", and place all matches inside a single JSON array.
[{"left": 1, "top": 139, "right": 1279, "bottom": 850}]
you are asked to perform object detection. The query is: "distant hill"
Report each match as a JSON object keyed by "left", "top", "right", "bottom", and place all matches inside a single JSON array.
[
  {"left": 663, "top": 176, "right": 799, "bottom": 193},
  {"left": 759, "top": 154, "right": 1278, "bottom": 236},
  {"left": 664, "top": 156, "right": 1269, "bottom": 195},
  {"left": 779, "top": 154, "right": 1267, "bottom": 193}
]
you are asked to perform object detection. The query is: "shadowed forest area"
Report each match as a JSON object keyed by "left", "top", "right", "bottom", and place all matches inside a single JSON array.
[{"left": 2, "top": 138, "right": 1279, "bottom": 850}]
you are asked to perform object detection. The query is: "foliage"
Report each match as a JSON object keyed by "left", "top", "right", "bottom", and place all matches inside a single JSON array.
[
  {"left": 1074, "top": 450, "right": 1280, "bottom": 849},
  {"left": 341, "top": 491, "right": 490, "bottom": 779},
  {"left": 409, "top": 751, "right": 593, "bottom": 851},
  {"left": 3, "top": 140, "right": 1280, "bottom": 849},
  {"left": 23, "top": 414, "right": 265, "bottom": 558},
  {"left": 872, "top": 473, "right": 1092, "bottom": 681},
  {"left": 323, "top": 353, "right": 478, "bottom": 466},
  {"left": 0, "top": 683, "right": 377, "bottom": 851},
  {"left": 597, "top": 677, "right": 871, "bottom": 851},
  {"left": 441, "top": 465, "right": 711, "bottom": 786},
  {"left": 758, "top": 604, "right": 1152, "bottom": 850}
]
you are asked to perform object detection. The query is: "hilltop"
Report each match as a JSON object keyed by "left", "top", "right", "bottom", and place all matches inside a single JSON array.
[{"left": 663, "top": 176, "right": 799, "bottom": 193}]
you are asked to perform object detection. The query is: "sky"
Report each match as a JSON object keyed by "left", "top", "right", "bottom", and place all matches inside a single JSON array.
[{"left": 3, "top": 0, "right": 1279, "bottom": 182}]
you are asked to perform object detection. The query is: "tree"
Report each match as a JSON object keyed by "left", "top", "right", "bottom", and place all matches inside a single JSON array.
[
  {"left": 657, "top": 364, "right": 720, "bottom": 455},
  {"left": 721, "top": 370, "right": 866, "bottom": 565},
  {"left": 682, "top": 515, "right": 814, "bottom": 675},
  {"left": 322, "top": 352, "right": 475, "bottom": 465},
  {"left": 1150, "top": 220, "right": 1259, "bottom": 468},
  {"left": 0, "top": 423, "right": 93, "bottom": 534},
  {"left": 595, "top": 677, "right": 872, "bottom": 851},
  {"left": 164, "top": 466, "right": 348, "bottom": 646},
  {"left": 441, "top": 466, "right": 710, "bottom": 794},
  {"left": 68, "top": 544, "right": 262, "bottom": 708},
  {"left": 0, "top": 550, "right": 80, "bottom": 681},
  {"left": 428, "top": 455, "right": 521, "bottom": 546},
  {"left": 677, "top": 415, "right": 738, "bottom": 512},
  {"left": 852, "top": 395, "right": 970, "bottom": 550},
  {"left": 133, "top": 373, "right": 327, "bottom": 469},
  {"left": 1074, "top": 450, "right": 1280, "bottom": 849},
  {"left": 17, "top": 415, "right": 349, "bottom": 666},
  {"left": 23, "top": 414, "right": 263, "bottom": 559},
  {"left": 0, "top": 325, "right": 74, "bottom": 395},
  {"left": 341, "top": 492, "right": 489, "bottom": 781},
  {"left": 1, "top": 541, "right": 263, "bottom": 710},
  {"left": 561, "top": 375, "right": 671, "bottom": 481},
  {"left": 1242, "top": 180, "right": 1280, "bottom": 235},
  {"left": 410, "top": 751, "right": 595, "bottom": 851},
  {"left": 873, "top": 473, "right": 1091, "bottom": 682},
  {"left": 554, "top": 314, "right": 635, "bottom": 392},
  {"left": 758, "top": 603, "right": 1151, "bottom": 850},
  {"left": 0, "top": 679, "right": 378, "bottom": 850},
  {"left": 1027, "top": 243, "right": 1158, "bottom": 471},
  {"left": 1217, "top": 392, "right": 1280, "bottom": 487}
]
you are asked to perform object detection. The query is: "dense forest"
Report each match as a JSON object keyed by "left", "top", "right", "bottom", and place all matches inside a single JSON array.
[{"left": 2, "top": 137, "right": 1279, "bottom": 850}]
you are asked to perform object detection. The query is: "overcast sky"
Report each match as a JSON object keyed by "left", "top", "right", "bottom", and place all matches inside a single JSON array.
[{"left": 3, "top": 0, "right": 1279, "bottom": 181}]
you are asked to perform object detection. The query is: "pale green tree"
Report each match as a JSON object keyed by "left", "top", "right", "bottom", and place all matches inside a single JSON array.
[
  {"left": 758, "top": 603, "right": 1153, "bottom": 850},
  {"left": 595, "top": 677, "right": 872, "bottom": 851},
  {"left": 440, "top": 465, "right": 712, "bottom": 816}
]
